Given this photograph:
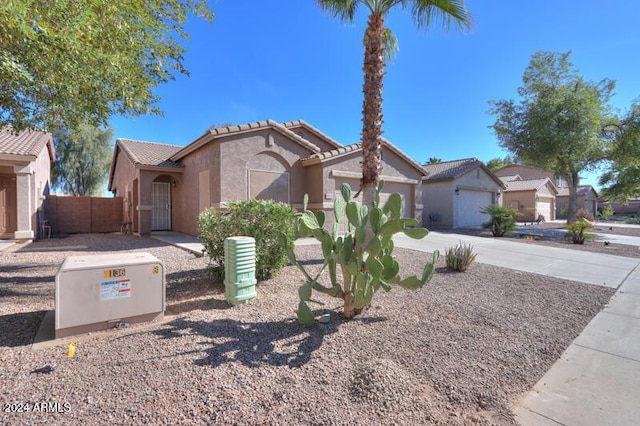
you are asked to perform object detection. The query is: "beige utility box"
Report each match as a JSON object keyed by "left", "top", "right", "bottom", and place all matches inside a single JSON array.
[{"left": 55, "top": 252, "right": 165, "bottom": 338}]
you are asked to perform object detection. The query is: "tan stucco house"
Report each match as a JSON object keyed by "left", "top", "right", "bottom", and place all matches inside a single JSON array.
[
  {"left": 556, "top": 185, "right": 598, "bottom": 219},
  {"left": 108, "top": 119, "right": 427, "bottom": 236},
  {"left": 422, "top": 158, "right": 505, "bottom": 228},
  {"left": 498, "top": 175, "right": 558, "bottom": 222},
  {"left": 0, "top": 128, "right": 55, "bottom": 239}
]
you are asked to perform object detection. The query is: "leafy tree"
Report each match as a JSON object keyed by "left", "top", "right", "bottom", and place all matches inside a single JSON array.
[
  {"left": 316, "top": 0, "right": 471, "bottom": 205},
  {"left": 52, "top": 124, "right": 113, "bottom": 196},
  {"left": 0, "top": 0, "right": 214, "bottom": 133},
  {"left": 600, "top": 99, "right": 640, "bottom": 200},
  {"left": 426, "top": 157, "right": 442, "bottom": 164},
  {"left": 489, "top": 51, "right": 614, "bottom": 222},
  {"left": 485, "top": 156, "right": 514, "bottom": 171}
]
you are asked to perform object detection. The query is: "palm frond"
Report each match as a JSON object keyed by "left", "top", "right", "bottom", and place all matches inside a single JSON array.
[
  {"left": 316, "top": 0, "right": 360, "bottom": 22},
  {"left": 411, "top": 0, "right": 472, "bottom": 31}
]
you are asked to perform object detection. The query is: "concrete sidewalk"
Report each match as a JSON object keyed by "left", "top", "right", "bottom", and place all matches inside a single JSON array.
[{"left": 153, "top": 231, "right": 640, "bottom": 425}]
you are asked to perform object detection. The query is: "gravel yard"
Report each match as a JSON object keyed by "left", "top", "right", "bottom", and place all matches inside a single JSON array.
[{"left": 0, "top": 233, "right": 618, "bottom": 425}]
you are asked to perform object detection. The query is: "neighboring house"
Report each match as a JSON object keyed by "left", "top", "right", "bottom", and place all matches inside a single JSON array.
[
  {"left": 0, "top": 128, "right": 55, "bottom": 239},
  {"left": 422, "top": 158, "right": 505, "bottom": 228},
  {"left": 556, "top": 186, "right": 598, "bottom": 218},
  {"left": 108, "top": 119, "right": 426, "bottom": 236},
  {"left": 498, "top": 175, "right": 558, "bottom": 222},
  {"left": 493, "top": 164, "right": 559, "bottom": 186},
  {"left": 599, "top": 199, "right": 640, "bottom": 215}
]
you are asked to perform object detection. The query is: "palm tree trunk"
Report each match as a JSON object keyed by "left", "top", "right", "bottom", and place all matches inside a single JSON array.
[{"left": 360, "top": 11, "right": 386, "bottom": 195}]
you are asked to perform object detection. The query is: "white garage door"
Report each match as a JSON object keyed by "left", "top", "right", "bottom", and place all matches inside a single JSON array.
[
  {"left": 536, "top": 199, "right": 552, "bottom": 222},
  {"left": 334, "top": 178, "right": 413, "bottom": 232},
  {"left": 456, "top": 190, "right": 493, "bottom": 228}
]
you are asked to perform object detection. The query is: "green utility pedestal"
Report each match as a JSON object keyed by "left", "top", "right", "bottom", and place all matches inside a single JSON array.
[{"left": 224, "top": 236, "right": 257, "bottom": 305}]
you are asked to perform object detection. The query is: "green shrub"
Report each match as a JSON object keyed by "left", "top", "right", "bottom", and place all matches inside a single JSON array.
[
  {"left": 598, "top": 205, "right": 615, "bottom": 220},
  {"left": 575, "top": 209, "right": 595, "bottom": 222},
  {"left": 481, "top": 204, "right": 518, "bottom": 237},
  {"left": 565, "top": 221, "right": 595, "bottom": 244},
  {"left": 198, "top": 200, "right": 296, "bottom": 281},
  {"left": 445, "top": 242, "right": 477, "bottom": 272}
]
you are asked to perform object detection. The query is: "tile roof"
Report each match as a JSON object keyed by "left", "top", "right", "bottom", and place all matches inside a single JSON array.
[
  {"left": 422, "top": 158, "right": 481, "bottom": 180},
  {"left": 171, "top": 119, "right": 320, "bottom": 161},
  {"left": 504, "top": 178, "right": 553, "bottom": 192},
  {"left": 556, "top": 185, "right": 597, "bottom": 197},
  {"left": 498, "top": 174, "right": 521, "bottom": 183},
  {"left": 282, "top": 120, "right": 342, "bottom": 148},
  {"left": 116, "top": 139, "right": 183, "bottom": 168},
  {"left": 0, "top": 127, "right": 53, "bottom": 158},
  {"left": 301, "top": 142, "right": 362, "bottom": 162},
  {"left": 301, "top": 139, "right": 427, "bottom": 175}
]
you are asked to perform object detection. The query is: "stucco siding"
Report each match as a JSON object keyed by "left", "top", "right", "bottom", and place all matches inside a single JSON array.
[
  {"left": 537, "top": 183, "right": 555, "bottom": 197},
  {"left": 503, "top": 191, "right": 536, "bottom": 221},
  {"left": 32, "top": 143, "right": 53, "bottom": 235},
  {"left": 218, "top": 130, "right": 312, "bottom": 205},
  {"left": 422, "top": 181, "right": 454, "bottom": 228},
  {"left": 175, "top": 141, "right": 220, "bottom": 235},
  {"left": 455, "top": 168, "right": 500, "bottom": 191}
]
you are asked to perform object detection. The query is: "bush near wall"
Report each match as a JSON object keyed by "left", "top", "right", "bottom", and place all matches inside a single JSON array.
[{"left": 198, "top": 200, "right": 296, "bottom": 281}]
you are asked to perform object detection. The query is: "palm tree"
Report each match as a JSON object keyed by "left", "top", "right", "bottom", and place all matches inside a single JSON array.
[{"left": 316, "top": 0, "right": 471, "bottom": 200}]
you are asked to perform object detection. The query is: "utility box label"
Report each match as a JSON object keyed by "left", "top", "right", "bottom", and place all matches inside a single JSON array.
[
  {"left": 104, "top": 268, "right": 126, "bottom": 278},
  {"left": 100, "top": 278, "right": 132, "bottom": 300}
]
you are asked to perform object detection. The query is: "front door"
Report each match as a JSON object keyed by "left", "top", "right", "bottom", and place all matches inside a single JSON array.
[
  {"left": 151, "top": 182, "right": 171, "bottom": 230},
  {"left": 0, "top": 175, "right": 17, "bottom": 235}
]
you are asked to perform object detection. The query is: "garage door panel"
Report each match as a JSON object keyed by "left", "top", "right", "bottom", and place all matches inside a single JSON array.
[
  {"left": 457, "top": 190, "right": 493, "bottom": 228},
  {"left": 536, "top": 200, "right": 552, "bottom": 221}
]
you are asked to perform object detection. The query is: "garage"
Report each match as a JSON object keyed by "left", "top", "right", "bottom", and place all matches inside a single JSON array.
[
  {"left": 456, "top": 189, "right": 493, "bottom": 228},
  {"left": 536, "top": 197, "right": 553, "bottom": 221}
]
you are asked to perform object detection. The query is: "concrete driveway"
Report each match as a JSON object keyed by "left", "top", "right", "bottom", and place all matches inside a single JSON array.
[{"left": 393, "top": 231, "right": 638, "bottom": 288}]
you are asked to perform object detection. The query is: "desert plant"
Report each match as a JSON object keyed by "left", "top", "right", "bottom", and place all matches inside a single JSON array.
[
  {"left": 575, "top": 209, "right": 595, "bottom": 222},
  {"left": 198, "top": 200, "right": 296, "bottom": 281},
  {"left": 598, "top": 205, "right": 615, "bottom": 220},
  {"left": 565, "top": 221, "right": 595, "bottom": 244},
  {"left": 282, "top": 182, "right": 439, "bottom": 325},
  {"left": 445, "top": 242, "right": 477, "bottom": 272},
  {"left": 481, "top": 204, "right": 518, "bottom": 237}
]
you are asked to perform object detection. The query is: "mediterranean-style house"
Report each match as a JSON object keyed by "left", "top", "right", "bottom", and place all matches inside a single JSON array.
[
  {"left": 493, "top": 164, "right": 598, "bottom": 221},
  {"left": 0, "top": 128, "right": 55, "bottom": 239},
  {"left": 556, "top": 186, "right": 598, "bottom": 219},
  {"left": 422, "top": 158, "right": 505, "bottom": 228},
  {"left": 497, "top": 175, "right": 558, "bottom": 222},
  {"left": 108, "top": 119, "right": 427, "bottom": 236}
]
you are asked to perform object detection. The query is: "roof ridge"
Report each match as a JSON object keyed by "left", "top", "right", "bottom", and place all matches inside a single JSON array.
[{"left": 117, "top": 138, "right": 182, "bottom": 148}]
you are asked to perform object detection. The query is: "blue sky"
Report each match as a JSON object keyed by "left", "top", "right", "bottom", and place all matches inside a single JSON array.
[{"left": 111, "top": 1, "right": 640, "bottom": 189}]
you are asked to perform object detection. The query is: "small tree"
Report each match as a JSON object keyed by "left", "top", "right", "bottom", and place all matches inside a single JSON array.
[
  {"left": 481, "top": 205, "right": 518, "bottom": 237},
  {"left": 1, "top": 0, "right": 214, "bottom": 132},
  {"left": 565, "top": 221, "right": 594, "bottom": 244},
  {"left": 52, "top": 124, "right": 113, "bottom": 196},
  {"left": 490, "top": 51, "right": 614, "bottom": 223}
]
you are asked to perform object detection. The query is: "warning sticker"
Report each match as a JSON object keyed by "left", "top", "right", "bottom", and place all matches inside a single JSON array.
[{"left": 100, "top": 279, "right": 132, "bottom": 300}]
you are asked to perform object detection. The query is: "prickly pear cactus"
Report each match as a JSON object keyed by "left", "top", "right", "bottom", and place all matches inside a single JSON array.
[{"left": 281, "top": 182, "right": 439, "bottom": 325}]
